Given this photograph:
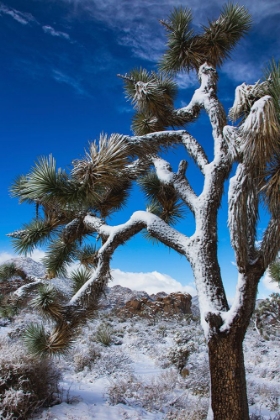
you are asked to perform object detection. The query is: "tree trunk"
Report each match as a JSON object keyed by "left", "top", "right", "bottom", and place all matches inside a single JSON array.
[{"left": 208, "top": 330, "right": 249, "bottom": 420}]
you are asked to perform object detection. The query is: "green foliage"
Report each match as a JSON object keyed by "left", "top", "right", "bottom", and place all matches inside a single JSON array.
[
  {"left": 23, "top": 323, "right": 51, "bottom": 357},
  {"left": 95, "top": 323, "right": 113, "bottom": 346},
  {"left": 160, "top": 3, "right": 251, "bottom": 73},
  {"left": 9, "top": 219, "right": 55, "bottom": 255},
  {"left": 265, "top": 59, "right": 280, "bottom": 120},
  {"left": 269, "top": 259, "right": 280, "bottom": 284},
  {"left": 0, "top": 303, "right": 18, "bottom": 320},
  {"left": 76, "top": 244, "right": 98, "bottom": 268},
  {"left": 43, "top": 239, "right": 77, "bottom": 278},
  {"left": 0, "top": 262, "right": 18, "bottom": 281},
  {"left": 139, "top": 171, "right": 185, "bottom": 225},
  {"left": 31, "top": 284, "right": 64, "bottom": 321},
  {"left": 120, "top": 69, "right": 184, "bottom": 135},
  {"left": 23, "top": 322, "right": 72, "bottom": 357},
  {"left": 71, "top": 266, "right": 92, "bottom": 294}
]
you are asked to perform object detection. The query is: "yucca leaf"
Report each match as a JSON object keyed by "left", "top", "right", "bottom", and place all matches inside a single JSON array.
[
  {"left": 265, "top": 59, "right": 280, "bottom": 121},
  {"left": 139, "top": 172, "right": 185, "bottom": 225},
  {"left": 23, "top": 323, "right": 51, "bottom": 358},
  {"left": 0, "top": 262, "right": 18, "bottom": 281},
  {"left": 31, "top": 284, "right": 65, "bottom": 321},
  {"left": 160, "top": 4, "right": 251, "bottom": 73},
  {"left": 8, "top": 219, "right": 55, "bottom": 255},
  {"left": 70, "top": 267, "right": 92, "bottom": 294},
  {"left": 23, "top": 322, "right": 72, "bottom": 357},
  {"left": 76, "top": 244, "right": 98, "bottom": 268},
  {"left": 202, "top": 4, "right": 252, "bottom": 67},
  {"left": 72, "top": 133, "right": 131, "bottom": 191},
  {"left": 159, "top": 7, "right": 198, "bottom": 73},
  {"left": 269, "top": 259, "right": 280, "bottom": 284},
  {"left": 43, "top": 239, "right": 77, "bottom": 278}
]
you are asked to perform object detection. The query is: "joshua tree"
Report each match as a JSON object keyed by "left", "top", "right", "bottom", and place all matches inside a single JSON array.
[{"left": 8, "top": 4, "right": 280, "bottom": 419}]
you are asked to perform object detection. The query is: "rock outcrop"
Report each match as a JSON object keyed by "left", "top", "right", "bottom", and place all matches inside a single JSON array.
[{"left": 115, "top": 291, "right": 192, "bottom": 318}]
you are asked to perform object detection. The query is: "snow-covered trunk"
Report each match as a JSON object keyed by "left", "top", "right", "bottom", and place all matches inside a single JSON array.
[
  {"left": 194, "top": 257, "right": 264, "bottom": 419},
  {"left": 208, "top": 329, "right": 248, "bottom": 420}
]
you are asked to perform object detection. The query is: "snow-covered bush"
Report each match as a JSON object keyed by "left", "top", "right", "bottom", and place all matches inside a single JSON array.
[
  {"left": 254, "top": 294, "right": 280, "bottom": 340},
  {"left": 0, "top": 339, "right": 61, "bottom": 419},
  {"left": 165, "top": 404, "right": 208, "bottom": 420},
  {"left": 107, "top": 369, "right": 185, "bottom": 411},
  {"left": 93, "top": 347, "right": 132, "bottom": 378},
  {"left": 95, "top": 322, "right": 114, "bottom": 346},
  {"left": 73, "top": 344, "right": 101, "bottom": 372},
  {"left": 166, "top": 331, "right": 197, "bottom": 372}
]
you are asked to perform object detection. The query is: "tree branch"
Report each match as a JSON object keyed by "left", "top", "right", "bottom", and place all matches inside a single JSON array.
[
  {"left": 152, "top": 156, "right": 197, "bottom": 213},
  {"left": 70, "top": 211, "right": 189, "bottom": 307},
  {"left": 181, "top": 132, "right": 209, "bottom": 173}
]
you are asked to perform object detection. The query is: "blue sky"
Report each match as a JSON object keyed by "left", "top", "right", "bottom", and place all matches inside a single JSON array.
[{"left": 0, "top": 0, "right": 279, "bottom": 298}]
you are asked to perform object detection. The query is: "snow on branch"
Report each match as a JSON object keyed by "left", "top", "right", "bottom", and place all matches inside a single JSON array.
[
  {"left": 228, "top": 164, "right": 250, "bottom": 269},
  {"left": 152, "top": 156, "right": 197, "bottom": 213},
  {"left": 13, "top": 278, "right": 45, "bottom": 298},
  {"left": 181, "top": 133, "right": 209, "bottom": 172},
  {"left": 71, "top": 211, "right": 189, "bottom": 307}
]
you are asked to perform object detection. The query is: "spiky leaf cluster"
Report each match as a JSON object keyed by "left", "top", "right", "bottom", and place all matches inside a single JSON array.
[
  {"left": 160, "top": 4, "right": 251, "bottom": 73},
  {"left": 120, "top": 69, "right": 185, "bottom": 135},
  {"left": 0, "top": 262, "right": 18, "bottom": 281},
  {"left": 139, "top": 172, "right": 184, "bottom": 225},
  {"left": 31, "top": 284, "right": 65, "bottom": 320},
  {"left": 23, "top": 323, "right": 72, "bottom": 357},
  {"left": 9, "top": 134, "right": 140, "bottom": 277},
  {"left": 71, "top": 267, "right": 92, "bottom": 294},
  {"left": 76, "top": 245, "right": 98, "bottom": 268},
  {"left": 269, "top": 258, "right": 280, "bottom": 284}
]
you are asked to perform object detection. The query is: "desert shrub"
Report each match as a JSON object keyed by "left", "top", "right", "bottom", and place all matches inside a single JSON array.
[
  {"left": 185, "top": 356, "right": 210, "bottom": 396},
  {"left": 250, "top": 414, "right": 280, "bottom": 420},
  {"left": 165, "top": 404, "right": 208, "bottom": 420},
  {"left": 73, "top": 345, "right": 101, "bottom": 372},
  {"left": 0, "top": 339, "right": 61, "bottom": 419},
  {"left": 95, "top": 323, "right": 113, "bottom": 346},
  {"left": 253, "top": 294, "right": 280, "bottom": 340},
  {"left": 92, "top": 347, "right": 132, "bottom": 378},
  {"left": 107, "top": 369, "right": 186, "bottom": 412}
]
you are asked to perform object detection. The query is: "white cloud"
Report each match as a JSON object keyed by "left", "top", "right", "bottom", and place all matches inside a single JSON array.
[
  {"left": 29, "top": 249, "right": 45, "bottom": 263},
  {"left": 0, "top": 4, "right": 36, "bottom": 25},
  {"left": 262, "top": 271, "right": 280, "bottom": 294},
  {"left": 0, "top": 249, "right": 45, "bottom": 265},
  {"left": 42, "top": 25, "right": 70, "bottom": 40},
  {"left": 0, "top": 252, "right": 15, "bottom": 265},
  {"left": 110, "top": 268, "right": 196, "bottom": 296}
]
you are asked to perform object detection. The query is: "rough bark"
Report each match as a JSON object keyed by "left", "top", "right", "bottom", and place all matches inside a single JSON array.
[{"left": 208, "top": 330, "right": 249, "bottom": 420}]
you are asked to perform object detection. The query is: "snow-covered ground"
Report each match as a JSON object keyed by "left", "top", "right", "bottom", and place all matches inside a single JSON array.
[
  {"left": 1, "top": 303, "right": 280, "bottom": 419},
  {"left": 0, "top": 258, "right": 280, "bottom": 419}
]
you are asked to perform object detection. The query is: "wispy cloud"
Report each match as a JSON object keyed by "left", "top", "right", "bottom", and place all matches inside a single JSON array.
[
  {"left": 222, "top": 60, "right": 263, "bottom": 84},
  {"left": 42, "top": 25, "right": 70, "bottom": 40},
  {"left": 52, "top": 69, "right": 87, "bottom": 95},
  {"left": 175, "top": 71, "right": 198, "bottom": 89},
  {"left": 0, "top": 3, "right": 36, "bottom": 25},
  {"left": 111, "top": 268, "right": 196, "bottom": 296}
]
